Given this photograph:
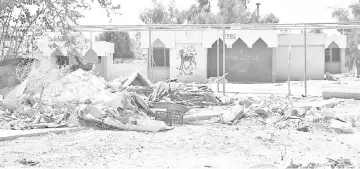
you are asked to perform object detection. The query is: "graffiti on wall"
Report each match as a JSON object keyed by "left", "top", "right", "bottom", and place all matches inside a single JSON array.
[
  {"left": 228, "top": 49, "right": 261, "bottom": 74},
  {"left": 177, "top": 46, "right": 197, "bottom": 76}
]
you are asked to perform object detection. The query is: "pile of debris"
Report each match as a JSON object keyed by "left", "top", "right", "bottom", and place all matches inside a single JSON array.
[
  {"left": 0, "top": 69, "right": 173, "bottom": 132},
  {"left": 149, "top": 79, "right": 220, "bottom": 108},
  {"left": 183, "top": 95, "right": 357, "bottom": 134}
]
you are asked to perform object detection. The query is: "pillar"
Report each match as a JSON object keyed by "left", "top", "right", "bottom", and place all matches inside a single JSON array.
[
  {"left": 340, "top": 48, "right": 346, "bottom": 73},
  {"left": 272, "top": 48, "right": 277, "bottom": 82}
]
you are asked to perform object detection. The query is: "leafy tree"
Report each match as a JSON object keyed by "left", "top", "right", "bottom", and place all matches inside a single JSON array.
[
  {"left": 0, "top": 0, "right": 121, "bottom": 61},
  {"left": 183, "top": 0, "right": 221, "bottom": 24},
  {"left": 217, "top": 0, "right": 251, "bottom": 24},
  {"left": 96, "top": 31, "right": 134, "bottom": 59},
  {"left": 217, "top": 0, "right": 279, "bottom": 24},
  {"left": 131, "top": 32, "right": 142, "bottom": 58},
  {"left": 259, "top": 13, "right": 280, "bottom": 23},
  {"left": 140, "top": 0, "right": 169, "bottom": 24},
  {"left": 139, "top": 0, "right": 279, "bottom": 25},
  {"left": 332, "top": 3, "right": 360, "bottom": 69}
]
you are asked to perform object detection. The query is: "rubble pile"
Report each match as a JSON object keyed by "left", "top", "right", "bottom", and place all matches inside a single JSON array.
[
  {"left": 0, "top": 67, "right": 358, "bottom": 135},
  {"left": 0, "top": 69, "right": 172, "bottom": 132},
  {"left": 149, "top": 80, "right": 220, "bottom": 107},
  {"left": 184, "top": 95, "right": 358, "bottom": 134},
  {"left": 286, "top": 157, "right": 355, "bottom": 169}
]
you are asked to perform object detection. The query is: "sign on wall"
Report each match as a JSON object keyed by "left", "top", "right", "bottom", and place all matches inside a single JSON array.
[
  {"left": 176, "top": 45, "right": 197, "bottom": 77},
  {"left": 226, "top": 33, "right": 237, "bottom": 40}
]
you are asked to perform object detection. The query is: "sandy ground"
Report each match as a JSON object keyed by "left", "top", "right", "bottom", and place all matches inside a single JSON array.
[{"left": 1, "top": 120, "right": 360, "bottom": 169}]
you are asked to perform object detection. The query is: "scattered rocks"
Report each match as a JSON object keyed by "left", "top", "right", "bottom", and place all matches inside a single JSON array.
[
  {"left": 16, "top": 158, "right": 39, "bottom": 166},
  {"left": 296, "top": 125, "right": 310, "bottom": 132}
]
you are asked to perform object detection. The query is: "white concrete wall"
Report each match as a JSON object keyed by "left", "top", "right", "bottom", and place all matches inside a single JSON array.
[
  {"left": 170, "top": 44, "right": 207, "bottom": 82},
  {"left": 276, "top": 45, "right": 325, "bottom": 81},
  {"left": 149, "top": 67, "right": 170, "bottom": 83},
  {"left": 325, "top": 62, "right": 341, "bottom": 73}
]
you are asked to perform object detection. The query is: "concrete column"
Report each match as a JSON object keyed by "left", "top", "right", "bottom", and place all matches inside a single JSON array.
[
  {"left": 340, "top": 48, "right": 346, "bottom": 73},
  {"left": 272, "top": 48, "right": 277, "bottom": 82},
  {"left": 102, "top": 52, "right": 113, "bottom": 81}
]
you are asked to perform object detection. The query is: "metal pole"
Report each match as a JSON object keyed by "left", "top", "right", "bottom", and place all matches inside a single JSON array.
[
  {"left": 148, "top": 30, "right": 152, "bottom": 81},
  {"left": 90, "top": 31, "right": 93, "bottom": 49},
  {"left": 217, "top": 34, "right": 220, "bottom": 92},
  {"left": 222, "top": 28, "right": 226, "bottom": 96},
  {"left": 304, "top": 26, "right": 308, "bottom": 97},
  {"left": 80, "top": 28, "right": 83, "bottom": 58},
  {"left": 287, "top": 30, "right": 291, "bottom": 96}
]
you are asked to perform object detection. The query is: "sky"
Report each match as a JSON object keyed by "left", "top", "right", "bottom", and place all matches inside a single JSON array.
[{"left": 77, "top": 0, "right": 359, "bottom": 37}]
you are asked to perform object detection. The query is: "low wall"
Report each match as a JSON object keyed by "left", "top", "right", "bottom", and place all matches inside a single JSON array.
[
  {"left": 325, "top": 61, "right": 341, "bottom": 74},
  {"left": 149, "top": 67, "right": 170, "bottom": 83}
]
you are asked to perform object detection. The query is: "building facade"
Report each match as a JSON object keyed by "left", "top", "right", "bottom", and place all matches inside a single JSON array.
[{"left": 141, "top": 30, "right": 347, "bottom": 83}]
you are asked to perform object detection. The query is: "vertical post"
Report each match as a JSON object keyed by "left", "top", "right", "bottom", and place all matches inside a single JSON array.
[
  {"left": 80, "top": 28, "right": 83, "bottom": 58},
  {"left": 304, "top": 25, "right": 307, "bottom": 97},
  {"left": 222, "top": 28, "right": 226, "bottom": 96},
  {"left": 90, "top": 31, "right": 93, "bottom": 49},
  {"left": 217, "top": 35, "right": 220, "bottom": 92},
  {"left": 287, "top": 30, "right": 291, "bottom": 96},
  {"left": 148, "top": 29, "right": 152, "bottom": 81},
  {"left": 164, "top": 47, "right": 166, "bottom": 67}
]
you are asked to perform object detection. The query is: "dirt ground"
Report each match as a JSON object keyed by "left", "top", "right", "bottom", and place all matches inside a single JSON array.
[
  {"left": 1, "top": 121, "right": 360, "bottom": 169},
  {"left": 1, "top": 70, "right": 360, "bottom": 168}
]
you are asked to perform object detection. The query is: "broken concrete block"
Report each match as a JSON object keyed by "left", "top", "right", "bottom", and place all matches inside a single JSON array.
[
  {"left": 255, "top": 108, "right": 270, "bottom": 118},
  {"left": 183, "top": 108, "right": 224, "bottom": 123},
  {"left": 102, "top": 92, "right": 133, "bottom": 110},
  {"left": 121, "top": 72, "right": 153, "bottom": 88},
  {"left": 222, "top": 105, "right": 245, "bottom": 123},
  {"left": 238, "top": 98, "right": 255, "bottom": 107},
  {"left": 330, "top": 119, "right": 355, "bottom": 134},
  {"left": 290, "top": 108, "right": 300, "bottom": 117},
  {"left": 76, "top": 105, "right": 107, "bottom": 119}
]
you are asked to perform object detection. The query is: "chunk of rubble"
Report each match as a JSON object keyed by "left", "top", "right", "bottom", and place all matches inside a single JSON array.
[
  {"left": 330, "top": 119, "right": 355, "bottom": 134},
  {"left": 76, "top": 104, "right": 172, "bottom": 132},
  {"left": 254, "top": 108, "right": 271, "bottom": 118},
  {"left": 149, "top": 80, "right": 219, "bottom": 107},
  {"left": 293, "top": 98, "right": 343, "bottom": 109},
  {"left": 121, "top": 72, "right": 153, "bottom": 88},
  {"left": 221, "top": 105, "right": 245, "bottom": 123}
]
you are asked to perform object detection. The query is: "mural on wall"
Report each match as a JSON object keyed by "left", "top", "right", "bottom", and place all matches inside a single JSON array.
[{"left": 177, "top": 45, "right": 197, "bottom": 76}]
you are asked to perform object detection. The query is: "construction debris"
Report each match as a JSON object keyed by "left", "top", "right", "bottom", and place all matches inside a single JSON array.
[
  {"left": 0, "top": 65, "right": 358, "bottom": 136},
  {"left": 203, "top": 73, "right": 228, "bottom": 84},
  {"left": 121, "top": 72, "right": 153, "bottom": 88},
  {"left": 221, "top": 105, "right": 245, "bottom": 123},
  {"left": 149, "top": 80, "right": 220, "bottom": 107},
  {"left": 0, "top": 69, "right": 169, "bottom": 132},
  {"left": 330, "top": 119, "right": 355, "bottom": 134}
]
